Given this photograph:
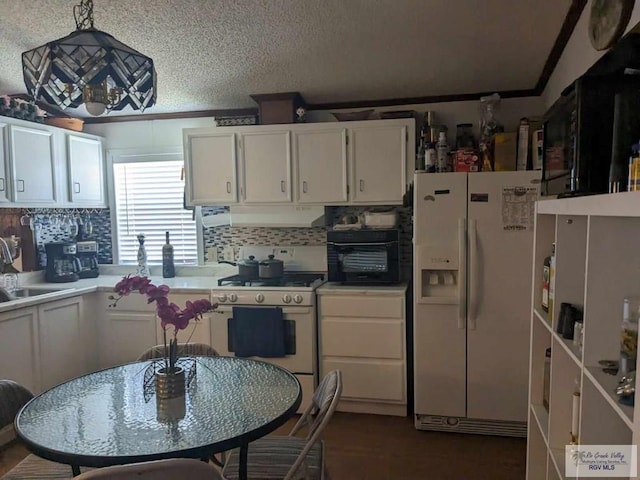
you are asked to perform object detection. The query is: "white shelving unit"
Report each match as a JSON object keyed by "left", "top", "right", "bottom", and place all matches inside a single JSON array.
[{"left": 527, "top": 192, "right": 640, "bottom": 480}]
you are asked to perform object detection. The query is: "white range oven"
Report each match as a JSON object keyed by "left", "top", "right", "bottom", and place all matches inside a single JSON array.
[{"left": 210, "top": 246, "right": 326, "bottom": 411}]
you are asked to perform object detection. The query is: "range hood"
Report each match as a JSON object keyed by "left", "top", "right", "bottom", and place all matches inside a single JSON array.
[{"left": 229, "top": 205, "right": 325, "bottom": 227}]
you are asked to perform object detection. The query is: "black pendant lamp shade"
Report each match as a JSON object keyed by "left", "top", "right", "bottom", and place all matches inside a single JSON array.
[{"left": 22, "top": 1, "right": 156, "bottom": 115}]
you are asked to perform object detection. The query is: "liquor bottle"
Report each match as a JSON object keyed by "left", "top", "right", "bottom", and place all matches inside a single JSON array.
[
  {"left": 436, "top": 131, "right": 450, "bottom": 172},
  {"left": 548, "top": 243, "right": 556, "bottom": 320},
  {"left": 162, "top": 231, "right": 175, "bottom": 278},
  {"left": 541, "top": 250, "right": 551, "bottom": 313}
]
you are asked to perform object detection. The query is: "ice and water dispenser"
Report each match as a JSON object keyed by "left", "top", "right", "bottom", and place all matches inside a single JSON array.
[{"left": 415, "top": 244, "right": 461, "bottom": 302}]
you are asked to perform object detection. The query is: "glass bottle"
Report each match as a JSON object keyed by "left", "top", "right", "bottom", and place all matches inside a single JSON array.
[
  {"left": 436, "top": 131, "right": 450, "bottom": 173},
  {"left": 620, "top": 297, "right": 639, "bottom": 375},
  {"left": 136, "top": 233, "right": 150, "bottom": 277},
  {"left": 548, "top": 243, "right": 556, "bottom": 321},
  {"left": 542, "top": 250, "right": 551, "bottom": 313},
  {"left": 162, "top": 231, "right": 175, "bottom": 278}
]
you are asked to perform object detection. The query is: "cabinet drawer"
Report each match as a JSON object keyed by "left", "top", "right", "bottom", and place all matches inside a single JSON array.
[
  {"left": 322, "top": 359, "right": 405, "bottom": 402},
  {"left": 320, "top": 295, "right": 403, "bottom": 318},
  {"left": 321, "top": 319, "right": 403, "bottom": 359}
]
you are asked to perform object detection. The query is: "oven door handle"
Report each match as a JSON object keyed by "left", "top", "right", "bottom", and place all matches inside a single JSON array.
[
  {"left": 327, "top": 241, "right": 396, "bottom": 247},
  {"left": 214, "top": 306, "right": 312, "bottom": 315}
]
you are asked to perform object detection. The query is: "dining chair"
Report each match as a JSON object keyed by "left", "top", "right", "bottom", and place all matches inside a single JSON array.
[
  {"left": 72, "top": 458, "right": 223, "bottom": 479},
  {"left": 221, "top": 369, "right": 342, "bottom": 480},
  {"left": 137, "top": 342, "right": 219, "bottom": 361},
  {"left": 0, "top": 379, "right": 89, "bottom": 479}
]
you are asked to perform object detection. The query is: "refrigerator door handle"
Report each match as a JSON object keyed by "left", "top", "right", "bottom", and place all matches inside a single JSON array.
[
  {"left": 468, "top": 219, "right": 478, "bottom": 330},
  {"left": 457, "top": 217, "right": 467, "bottom": 329}
]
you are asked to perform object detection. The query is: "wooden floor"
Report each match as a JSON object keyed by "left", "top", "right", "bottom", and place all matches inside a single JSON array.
[{"left": 0, "top": 412, "right": 527, "bottom": 479}]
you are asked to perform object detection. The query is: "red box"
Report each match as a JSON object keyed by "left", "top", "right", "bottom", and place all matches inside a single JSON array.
[{"left": 454, "top": 149, "right": 481, "bottom": 172}]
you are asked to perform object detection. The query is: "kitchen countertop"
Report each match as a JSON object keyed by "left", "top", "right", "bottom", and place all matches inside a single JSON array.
[
  {"left": 316, "top": 282, "right": 408, "bottom": 295},
  {"left": 0, "top": 265, "right": 239, "bottom": 313}
]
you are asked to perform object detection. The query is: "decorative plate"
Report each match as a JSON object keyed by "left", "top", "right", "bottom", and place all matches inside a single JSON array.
[{"left": 588, "top": 0, "right": 635, "bottom": 51}]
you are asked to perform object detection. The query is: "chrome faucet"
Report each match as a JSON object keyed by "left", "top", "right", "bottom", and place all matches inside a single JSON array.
[{"left": 0, "top": 237, "right": 13, "bottom": 265}]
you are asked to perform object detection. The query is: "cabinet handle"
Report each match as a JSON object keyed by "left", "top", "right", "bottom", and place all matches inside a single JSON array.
[
  {"left": 74, "top": 182, "right": 81, "bottom": 194},
  {"left": 17, "top": 180, "right": 24, "bottom": 192},
  {"left": 226, "top": 181, "right": 231, "bottom": 194},
  {"left": 281, "top": 180, "right": 286, "bottom": 192},
  {"left": 0, "top": 178, "right": 4, "bottom": 192},
  {"left": 359, "top": 179, "right": 364, "bottom": 192},
  {"left": 303, "top": 181, "right": 308, "bottom": 193}
]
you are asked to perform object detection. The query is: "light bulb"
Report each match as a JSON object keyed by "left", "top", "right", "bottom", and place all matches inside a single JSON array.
[{"left": 84, "top": 101, "right": 106, "bottom": 116}]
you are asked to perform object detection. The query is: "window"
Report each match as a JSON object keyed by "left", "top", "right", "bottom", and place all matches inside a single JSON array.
[{"left": 112, "top": 158, "right": 197, "bottom": 265}]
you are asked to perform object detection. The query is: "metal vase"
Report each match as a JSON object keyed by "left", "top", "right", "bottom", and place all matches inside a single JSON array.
[{"left": 155, "top": 366, "right": 185, "bottom": 400}]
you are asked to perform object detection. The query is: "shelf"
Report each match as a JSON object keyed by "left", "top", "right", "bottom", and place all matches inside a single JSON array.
[
  {"left": 549, "top": 447, "right": 567, "bottom": 480},
  {"left": 554, "top": 334, "right": 582, "bottom": 369},
  {"left": 530, "top": 403, "right": 549, "bottom": 443},
  {"left": 415, "top": 297, "right": 458, "bottom": 305},
  {"left": 537, "top": 191, "right": 640, "bottom": 217},
  {"left": 533, "top": 307, "right": 553, "bottom": 333},
  {"left": 584, "top": 366, "right": 634, "bottom": 430}
]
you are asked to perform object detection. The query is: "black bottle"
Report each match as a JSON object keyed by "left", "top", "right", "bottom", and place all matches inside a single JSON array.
[{"left": 162, "top": 231, "right": 175, "bottom": 278}]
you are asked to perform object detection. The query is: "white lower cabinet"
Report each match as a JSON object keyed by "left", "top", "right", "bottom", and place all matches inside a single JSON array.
[
  {"left": 100, "top": 291, "right": 214, "bottom": 368},
  {"left": 317, "top": 284, "right": 407, "bottom": 416},
  {"left": 0, "top": 295, "right": 90, "bottom": 394},
  {"left": 37, "top": 296, "right": 85, "bottom": 391},
  {"left": 100, "top": 292, "right": 156, "bottom": 368},
  {"left": 0, "top": 307, "right": 39, "bottom": 394}
]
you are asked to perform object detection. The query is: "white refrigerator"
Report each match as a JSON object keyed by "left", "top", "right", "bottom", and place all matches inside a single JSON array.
[{"left": 413, "top": 171, "right": 539, "bottom": 436}]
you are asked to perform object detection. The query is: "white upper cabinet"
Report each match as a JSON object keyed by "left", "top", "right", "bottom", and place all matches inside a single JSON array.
[
  {"left": 9, "top": 124, "right": 56, "bottom": 204},
  {"left": 0, "top": 123, "right": 10, "bottom": 203},
  {"left": 184, "top": 131, "right": 238, "bottom": 205},
  {"left": 67, "top": 134, "right": 106, "bottom": 206},
  {"left": 349, "top": 123, "right": 408, "bottom": 204},
  {"left": 239, "top": 130, "right": 292, "bottom": 203},
  {"left": 182, "top": 119, "right": 413, "bottom": 207},
  {"left": 294, "top": 127, "right": 348, "bottom": 204}
]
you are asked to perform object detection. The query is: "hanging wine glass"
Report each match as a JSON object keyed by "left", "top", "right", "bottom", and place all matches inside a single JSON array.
[{"left": 85, "top": 213, "right": 94, "bottom": 236}]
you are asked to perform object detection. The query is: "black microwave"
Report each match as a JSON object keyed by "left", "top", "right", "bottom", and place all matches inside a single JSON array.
[
  {"left": 542, "top": 74, "right": 640, "bottom": 196},
  {"left": 327, "top": 229, "right": 400, "bottom": 285}
]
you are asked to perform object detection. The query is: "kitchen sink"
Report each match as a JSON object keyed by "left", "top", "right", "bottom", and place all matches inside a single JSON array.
[
  {"left": 12, "top": 288, "right": 68, "bottom": 298},
  {"left": 0, "top": 287, "right": 72, "bottom": 302}
]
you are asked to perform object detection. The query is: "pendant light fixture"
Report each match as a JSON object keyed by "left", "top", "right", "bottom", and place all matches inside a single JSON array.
[{"left": 22, "top": 0, "right": 156, "bottom": 116}]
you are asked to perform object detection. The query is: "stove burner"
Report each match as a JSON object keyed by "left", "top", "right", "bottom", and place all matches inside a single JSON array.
[{"left": 217, "top": 273, "right": 324, "bottom": 287}]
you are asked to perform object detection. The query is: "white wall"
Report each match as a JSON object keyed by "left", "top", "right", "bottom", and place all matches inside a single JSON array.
[
  {"left": 84, "top": 117, "right": 215, "bottom": 149},
  {"left": 543, "top": 6, "right": 640, "bottom": 108},
  {"left": 309, "top": 97, "right": 544, "bottom": 139},
  {"left": 85, "top": 96, "right": 543, "bottom": 152}
]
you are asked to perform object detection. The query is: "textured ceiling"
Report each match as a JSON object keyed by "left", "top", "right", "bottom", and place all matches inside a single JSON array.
[{"left": 0, "top": 0, "right": 572, "bottom": 117}]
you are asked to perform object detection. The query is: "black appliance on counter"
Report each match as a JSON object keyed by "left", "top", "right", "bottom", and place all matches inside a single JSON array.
[
  {"left": 45, "top": 242, "right": 81, "bottom": 283},
  {"left": 327, "top": 229, "right": 400, "bottom": 284},
  {"left": 76, "top": 241, "right": 99, "bottom": 279}
]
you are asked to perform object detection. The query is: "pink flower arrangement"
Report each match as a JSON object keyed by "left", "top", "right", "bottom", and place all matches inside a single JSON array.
[{"left": 111, "top": 275, "right": 217, "bottom": 373}]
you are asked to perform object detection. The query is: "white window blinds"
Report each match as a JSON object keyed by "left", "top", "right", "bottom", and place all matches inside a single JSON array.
[{"left": 113, "top": 160, "right": 197, "bottom": 265}]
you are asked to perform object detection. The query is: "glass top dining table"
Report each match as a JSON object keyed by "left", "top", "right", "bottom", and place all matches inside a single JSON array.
[{"left": 15, "top": 356, "right": 302, "bottom": 479}]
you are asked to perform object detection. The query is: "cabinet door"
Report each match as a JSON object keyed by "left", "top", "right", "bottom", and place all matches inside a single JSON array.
[
  {"left": 101, "top": 312, "right": 158, "bottom": 368},
  {"left": 101, "top": 291, "right": 155, "bottom": 368},
  {"left": 10, "top": 125, "right": 57, "bottom": 204},
  {"left": 0, "top": 307, "right": 39, "bottom": 393},
  {"left": 0, "top": 123, "right": 11, "bottom": 203},
  {"left": 155, "top": 293, "right": 212, "bottom": 346},
  {"left": 67, "top": 135, "right": 105, "bottom": 206},
  {"left": 38, "top": 297, "right": 86, "bottom": 391},
  {"left": 349, "top": 124, "right": 407, "bottom": 204},
  {"left": 294, "top": 128, "right": 348, "bottom": 204},
  {"left": 240, "top": 130, "right": 291, "bottom": 203},
  {"left": 184, "top": 132, "right": 238, "bottom": 205}
]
